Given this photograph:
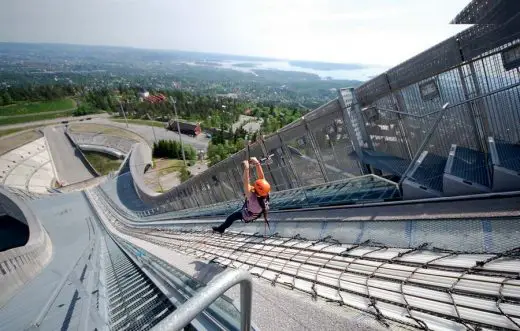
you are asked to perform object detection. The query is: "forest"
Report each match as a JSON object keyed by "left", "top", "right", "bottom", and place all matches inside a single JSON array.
[{"left": 0, "top": 83, "right": 304, "bottom": 163}]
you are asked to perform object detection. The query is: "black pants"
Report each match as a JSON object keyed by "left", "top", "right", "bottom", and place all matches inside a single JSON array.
[{"left": 215, "top": 210, "right": 243, "bottom": 232}]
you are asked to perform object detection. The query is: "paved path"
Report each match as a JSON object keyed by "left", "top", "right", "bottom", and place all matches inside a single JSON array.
[
  {"left": 44, "top": 126, "right": 94, "bottom": 185},
  {"left": 93, "top": 118, "right": 210, "bottom": 151}
]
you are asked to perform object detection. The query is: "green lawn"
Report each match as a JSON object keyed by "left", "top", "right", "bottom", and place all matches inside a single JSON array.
[
  {"left": 0, "top": 129, "right": 43, "bottom": 155},
  {"left": 152, "top": 158, "right": 185, "bottom": 176},
  {"left": 83, "top": 151, "right": 123, "bottom": 176},
  {"left": 0, "top": 99, "right": 75, "bottom": 116},
  {"left": 0, "top": 110, "right": 75, "bottom": 126},
  {"left": 0, "top": 125, "right": 43, "bottom": 137},
  {"left": 112, "top": 118, "right": 166, "bottom": 128}
]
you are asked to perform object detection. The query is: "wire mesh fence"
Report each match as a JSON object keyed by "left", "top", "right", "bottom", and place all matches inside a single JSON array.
[{"left": 103, "top": 15, "right": 520, "bottom": 214}]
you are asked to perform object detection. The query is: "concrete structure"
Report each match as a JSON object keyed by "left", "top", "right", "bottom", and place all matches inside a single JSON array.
[
  {"left": 93, "top": 117, "right": 210, "bottom": 151},
  {"left": 0, "top": 187, "right": 52, "bottom": 307},
  {"left": 43, "top": 126, "right": 95, "bottom": 185},
  {"left": 67, "top": 132, "right": 139, "bottom": 157},
  {"left": 0, "top": 137, "right": 55, "bottom": 193}
]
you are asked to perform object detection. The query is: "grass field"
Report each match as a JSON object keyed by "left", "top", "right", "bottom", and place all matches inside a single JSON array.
[
  {"left": 83, "top": 151, "right": 122, "bottom": 176},
  {"left": 0, "top": 110, "right": 76, "bottom": 126},
  {"left": 112, "top": 118, "right": 166, "bottom": 128},
  {"left": 68, "top": 123, "right": 144, "bottom": 141},
  {"left": 0, "top": 99, "right": 75, "bottom": 116},
  {"left": 153, "top": 158, "right": 185, "bottom": 176},
  {"left": 144, "top": 158, "right": 185, "bottom": 192},
  {"left": 0, "top": 130, "right": 43, "bottom": 155},
  {"left": 0, "top": 125, "right": 43, "bottom": 138}
]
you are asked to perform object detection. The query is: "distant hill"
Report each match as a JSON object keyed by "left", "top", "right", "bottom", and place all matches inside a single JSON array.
[{"left": 0, "top": 42, "right": 368, "bottom": 108}]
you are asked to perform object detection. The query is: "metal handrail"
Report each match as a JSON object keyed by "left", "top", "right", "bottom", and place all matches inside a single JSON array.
[
  {"left": 398, "top": 103, "right": 450, "bottom": 185},
  {"left": 151, "top": 269, "right": 253, "bottom": 331},
  {"left": 361, "top": 105, "right": 440, "bottom": 119},
  {"left": 363, "top": 79, "right": 520, "bottom": 119}
]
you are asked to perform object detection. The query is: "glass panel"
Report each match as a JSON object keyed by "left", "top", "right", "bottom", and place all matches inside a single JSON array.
[
  {"left": 263, "top": 135, "right": 297, "bottom": 191},
  {"left": 279, "top": 126, "right": 326, "bottom": 186}
]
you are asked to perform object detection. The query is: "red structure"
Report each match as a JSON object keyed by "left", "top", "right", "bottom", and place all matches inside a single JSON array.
[
  {"left": 145, "top": 93, "right": 167, "bottom": 103},
  {"left": 166, "top": 120, "right": 201, "bottom": 136}
]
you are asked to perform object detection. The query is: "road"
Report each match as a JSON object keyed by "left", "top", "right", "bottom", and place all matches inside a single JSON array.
[
  {"left": 93, "top": 118, "right": 210, "bottom": 151},
  {"left": 0, "top": 113, "right": 110, "bottom": 131},
  {"left": 44, "top": 126, "right": 95, "bottom": 185}
]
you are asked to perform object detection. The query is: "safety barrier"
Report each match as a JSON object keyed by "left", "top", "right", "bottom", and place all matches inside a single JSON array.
[
  {"left": 118, "top": 13, "right": 520, "bottom": 214},
  {"left": 128, "top": 143, "right": 160, "bottom": 204},
  {"left": 98, "top": 174, "right": 400, "bottom": 221},
  {"left": 0, "top": 186, "right": 52, "bottom": 306}
]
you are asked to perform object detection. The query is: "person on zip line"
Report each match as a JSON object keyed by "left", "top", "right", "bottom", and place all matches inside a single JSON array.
[{"left": 212, "top": 156, "right": 271, "bottom": 234}]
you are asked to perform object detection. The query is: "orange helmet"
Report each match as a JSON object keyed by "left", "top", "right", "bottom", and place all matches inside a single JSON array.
[{"left": 253, "top": 179, "right": 271, "bottom": 197}]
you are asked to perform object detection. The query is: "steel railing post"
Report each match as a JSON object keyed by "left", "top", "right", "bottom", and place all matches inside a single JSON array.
[
  {"left": 398, "top": 103, "right": 450, "bottom": 186},
  {"left": 151, "top": 269, "right": 253, "bottom": 331}
]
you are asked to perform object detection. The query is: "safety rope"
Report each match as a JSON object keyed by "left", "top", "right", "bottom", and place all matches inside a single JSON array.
[
  {"left": 266, "top": 234, "right": 308, "bottom": 286},
  {"left": 240, "top": 232, "right": 280, "bottom": 270},
  {"left": 292, "top": 235, "right": 341, "bottom": 297},
  {"left": 496, "top": 274, "right": 520, "bottom": 330},
  {"left": 276, "top": 239, "right": 317, "bottom": 290},
  {"left": 369, "top": 242, "right": 431, "bottom": 330}
]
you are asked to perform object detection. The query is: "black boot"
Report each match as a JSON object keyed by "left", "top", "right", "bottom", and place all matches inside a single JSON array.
[{"left": 212, "top": 226, "right": 224, "bottom": 234}]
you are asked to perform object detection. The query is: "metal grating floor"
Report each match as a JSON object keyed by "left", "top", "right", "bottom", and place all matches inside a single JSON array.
[{"left": 101, "top": 233, "right": 176, "bottom": 331}]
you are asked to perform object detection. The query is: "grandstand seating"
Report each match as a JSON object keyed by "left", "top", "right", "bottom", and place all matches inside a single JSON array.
[{"left": 0, "top": 138, "right": 54, "bottom": 193}]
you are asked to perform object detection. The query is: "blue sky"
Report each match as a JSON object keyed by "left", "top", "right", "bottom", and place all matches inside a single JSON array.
[{"left": 0, "top": 0, "right": 471, "bottom": 66}]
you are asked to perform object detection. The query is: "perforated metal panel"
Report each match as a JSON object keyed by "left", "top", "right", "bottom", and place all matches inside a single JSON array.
[
  {"left": 355, "top": 74, "right": 391, "bottom": 106},
  {"left": 451, "top": 0, "right": 515, "bottom": 24},
  {"left": 304, "top": 99, "right": 341, "bottom": 122},
  {"left": 458, "top": 16, "right": 520, "bottom": 60},
  {"left": 307, "top": 110, "right": 363, "bottom": 179},
  {"left": 387, "top": 37, "right": 461, "bottom": 91}
]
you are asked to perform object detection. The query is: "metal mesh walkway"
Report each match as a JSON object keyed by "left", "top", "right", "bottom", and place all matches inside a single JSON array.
[
  {"left": 110, "top": 223, "right": 520, "bottom": 331},
  {"left": 101, "top": 234, "right": 176, "bottom": 331}
]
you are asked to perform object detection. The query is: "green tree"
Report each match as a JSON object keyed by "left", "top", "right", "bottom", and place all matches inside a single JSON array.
[
  {"left": 179, "top": 166, "right": 192, "bottom": 182},
  {"left": 2, "top": 92, "right": 12, "bottom": 106}
]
